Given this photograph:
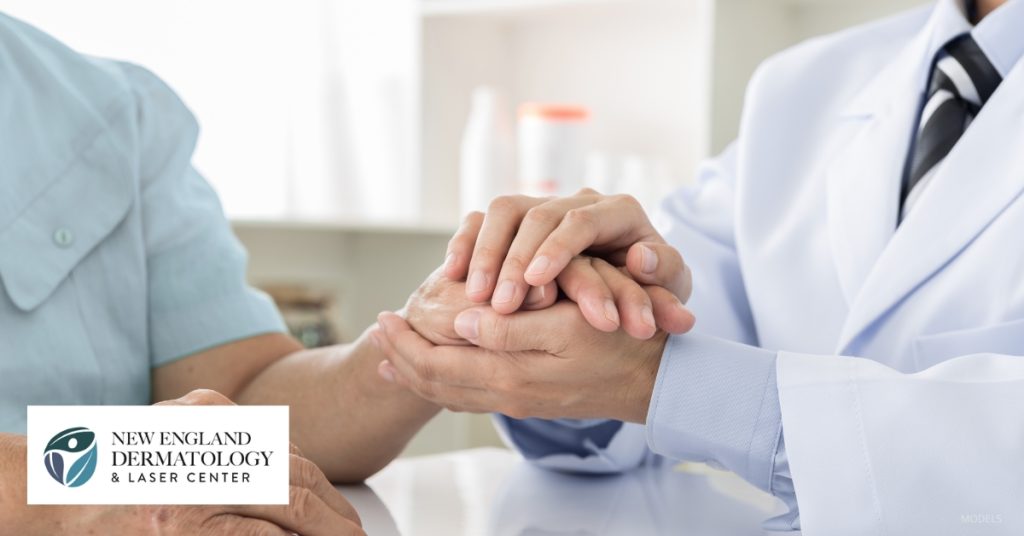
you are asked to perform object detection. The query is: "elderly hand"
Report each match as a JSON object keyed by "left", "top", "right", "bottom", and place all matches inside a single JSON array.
[
  {"left": 443, "top": 193, "right": 694, "bottom": 339},
  {"left": 374, "top": 303, "right": 666, "bottom": 423},
  {"left": 401, "top": 266, "right": 557, "bottom": 346}
]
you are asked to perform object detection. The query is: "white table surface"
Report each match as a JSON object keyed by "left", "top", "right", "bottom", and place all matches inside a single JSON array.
[{"left": 337, "top": 448, "right": 788, "bottom": 535}]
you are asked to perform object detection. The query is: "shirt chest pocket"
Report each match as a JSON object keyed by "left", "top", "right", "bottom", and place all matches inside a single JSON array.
[
  {"left": 0, "top": 128, "right": 148, "bottom": 412},
  {"left": 913, "top": 318, "right": 1024, "bottom": 371}
]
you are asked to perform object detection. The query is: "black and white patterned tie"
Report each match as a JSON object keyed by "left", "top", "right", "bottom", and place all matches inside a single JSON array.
[{"left": 900, "top": 33, "right": 1003, "bottom": 216}]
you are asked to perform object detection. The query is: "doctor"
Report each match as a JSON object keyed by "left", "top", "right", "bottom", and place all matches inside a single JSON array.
[{"left": 376, "top": 0, "right": 1024, "bottom": 533}]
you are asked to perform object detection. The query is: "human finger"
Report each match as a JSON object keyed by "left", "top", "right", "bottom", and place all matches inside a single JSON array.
[
  {"left": 377, "top": 312, "right": 505, "bottom": 390},
  {"left": 590, "top": 260, "right": 657, "bottom": 340},
  {"left": 490, "top": 194, "right": 600, "bottom": 314},
  {"left": 155, "top": 389, "right": 236, "bottom": 407},
  {"left": 290, "top": 453, "right": 361, "bottom": 527},
  {"left": 465, "top": 195, "right": 546, "bottom": 303},
  {"left": 644, "top": 284, "right": 697, "bottom": 334},
  {"left": 524, "top": 195, "right": 657, "bottom": 287},
  {"left": 520, "top": 280, "right": 558, "bottom": 310},
  {"left": 231, "top": 485, "right": 364, "bottom": 536},
  {"left": 625, "top": 242, "right": 692, "bottom": 303},
  {"left": 444, "top": 211, "right": 484, "bottom": 281},
  {"left": 200, "top": 514, "right": 291, "bottom": 536},
  {"left": 452, "top": 302, "right": 587, "bottom": 353},
  {"left": 554, "top": 257, "right": 620, "bottom": 332}
]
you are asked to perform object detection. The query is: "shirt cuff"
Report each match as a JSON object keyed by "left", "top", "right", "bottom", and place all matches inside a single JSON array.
[{"left": 645, "top": 333, "right": 782, "bottom": 493}]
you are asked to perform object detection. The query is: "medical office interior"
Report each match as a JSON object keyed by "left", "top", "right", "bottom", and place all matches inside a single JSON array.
[{"left": 6, "top": 0, "right": 934, "bottom": 532}]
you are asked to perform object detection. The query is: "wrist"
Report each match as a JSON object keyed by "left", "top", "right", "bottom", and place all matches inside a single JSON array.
[
  {"left": 350, "top": 327, "right": 441, "bottom": 415},
  {"left": 619, "top": 332, "right": 668, "bottom": 424}
]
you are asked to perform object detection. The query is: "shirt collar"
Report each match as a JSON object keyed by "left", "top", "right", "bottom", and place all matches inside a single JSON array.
[{"left": 929, "top": 0, "right": 1024, "bottom": 78}]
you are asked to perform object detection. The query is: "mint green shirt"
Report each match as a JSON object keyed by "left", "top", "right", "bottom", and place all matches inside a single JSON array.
[{"left": 0, "top": 13, "right": 286, "bottom": 433}]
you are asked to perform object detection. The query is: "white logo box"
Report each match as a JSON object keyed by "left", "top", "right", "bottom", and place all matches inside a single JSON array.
[{"left": 27, "top": 405, "right": 289, "bottom": 505}]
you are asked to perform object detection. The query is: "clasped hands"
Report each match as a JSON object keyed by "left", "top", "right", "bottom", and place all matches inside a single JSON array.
[{"left": 372, "top": 190, "right": 695, "bottom": 424}]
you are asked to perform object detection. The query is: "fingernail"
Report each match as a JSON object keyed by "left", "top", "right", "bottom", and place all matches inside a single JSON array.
[
  {"left": 444, "top": 252, "right": 456, "bottom": 271},
  {"left": 467, "top": 271, "right": 487, "bottom": 295},
  {"left": 603, "top": 299, "right": 620, "bottom": 326},
  {"left": 378, "top": 361, "right": 396, "bottom": 383},
  {"left": 526, "top": 256, "right": 551, "bottom": 276},
  {"left": 493, "top": 280, "right": 516, "bottom": 304},
  {"left": 525, "top": 285, "right": 545, "bottom": 305},
  {"left": 641, "top": 306, "right": 656, "bottom": 329},
  {"left": 640, "top": 245, "right": 658, "bottom": 274},
  {"left": 455, "top": 309, "right": 482, "bottom": 340}
]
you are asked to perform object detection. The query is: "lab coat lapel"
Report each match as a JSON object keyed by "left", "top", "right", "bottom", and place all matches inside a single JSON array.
[
  {"left": 839, "top": 59, "right": 1024, "bottom": 352},
  {"left": 824, "top": 18, "right": 933, "bottom": 322}
]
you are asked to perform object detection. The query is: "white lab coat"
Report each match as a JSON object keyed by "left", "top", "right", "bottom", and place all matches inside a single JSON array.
[
  {"left": 659, "top": 4, "right": 1024, "bottom": 534},
  {"left": 498, "top": 3, "right": 1024, "bottom": 534}
]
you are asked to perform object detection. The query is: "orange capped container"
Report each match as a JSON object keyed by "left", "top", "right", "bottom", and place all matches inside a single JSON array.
[{"left": 517, "top": 103, "right": 590, "bottom": 196}]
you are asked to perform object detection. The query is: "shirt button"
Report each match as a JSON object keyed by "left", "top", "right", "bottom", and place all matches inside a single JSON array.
[{"left": 53, "top": 228, "right": 75, "bottom": 248}]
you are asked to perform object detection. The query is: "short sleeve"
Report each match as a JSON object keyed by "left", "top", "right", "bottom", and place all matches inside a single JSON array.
[{"left": 120, "top": 63, "right": 286, "bottom": 366}]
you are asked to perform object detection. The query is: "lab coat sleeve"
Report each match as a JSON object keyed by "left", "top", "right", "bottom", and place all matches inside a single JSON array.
[
  {"left": 119, "top": 64, "right": 287, "bottom": 366},
  {"left": 776, "top": 351, "right": 1024, "bottom": 536}
]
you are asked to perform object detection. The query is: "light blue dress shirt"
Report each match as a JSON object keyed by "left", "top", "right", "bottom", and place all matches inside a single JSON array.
[
  {"left": 0, "top": 13, "right": 285, "bottom": 433},
  {"left": 497, "top": 0, "right": 1024, "bottom": 530}
]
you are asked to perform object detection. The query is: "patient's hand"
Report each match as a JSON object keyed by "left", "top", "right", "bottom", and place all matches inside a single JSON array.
[{"left": 402, "top": 266, "right": 557, "bottom": 346}]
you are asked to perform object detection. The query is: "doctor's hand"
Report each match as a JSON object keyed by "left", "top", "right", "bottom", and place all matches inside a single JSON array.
[
  {"left": 375, "top": 302, "right": 666, "bottom": 423},
  {"left": 443, "top": 192, "right": 694, "bottom": 338},
  {"left": 31, "top": 389, "right": 365, "bottom": 536}
]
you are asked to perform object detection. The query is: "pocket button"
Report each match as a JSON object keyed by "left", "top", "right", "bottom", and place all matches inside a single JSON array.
[{"left": 53, "top": 228, "right": 75, "bottom": 248}]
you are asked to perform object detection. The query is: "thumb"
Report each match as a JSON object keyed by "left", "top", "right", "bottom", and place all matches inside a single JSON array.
[{"left": 453, "top": 302, "right": 583, "bottom": 353}]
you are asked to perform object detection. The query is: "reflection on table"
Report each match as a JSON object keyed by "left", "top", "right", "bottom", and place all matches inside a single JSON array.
[{"left": 337, "top": 448, "right": 788, "bottom": 536}]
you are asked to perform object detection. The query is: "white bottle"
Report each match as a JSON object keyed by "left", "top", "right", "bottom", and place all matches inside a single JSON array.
[
  {"left": 518, "top": 103, "right": 589, "bottom": 197},
  {"left": 460, "top": 87, "right": 515, "bottom": 216}
]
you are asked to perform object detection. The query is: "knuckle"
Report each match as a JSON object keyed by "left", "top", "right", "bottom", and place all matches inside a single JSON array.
[
  {"left": 488, "top": 195, "right": 521, "bottom": 213},
  {"left": 613, "top": 193, "right": 642, "bottom": 209},
  {"left": 576, "top": 187, "right": 598, "bottom": 196},
  {"left": 484, "top": 315, "right": 512, "bottom": 349},
  {"left": 471, "top": 244, "right": 503, "bottom": 266},
  {"left": 291, "top": 454, "right": 322, "bottom": 487},
  {"left": 502, "top": 254, "right": 529, "bottom": 273},
  {"left": 564, "top": 207, "right": 594, "bottom": 226},
  {"left": 523, "top": 206, "right": 558, "bottom": 227},
  {"left": 415, "top": 380, "right": 438, "bottom": 400},
  {"left": 185, "top": 389, "right": 229, "bottom": 405},
  {"left": 289, "top": 486, "right": 317, "bottom": 522},
  {"left": 463, "top": 211, "right": 484, "bottom": 226},
  {"left": 413, "top": 357, "right": 438, "bottom": 382}
]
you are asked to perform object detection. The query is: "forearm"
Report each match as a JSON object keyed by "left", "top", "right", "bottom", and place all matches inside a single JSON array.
[
  {"left": 0, "top": 434, "right": 30, "bottom": 529},
  {"left": 0, "top": 434, "right": 97, "bottom": 533},
  {"left": 233, "top": 328, "right": 441, "bottom": 483}
]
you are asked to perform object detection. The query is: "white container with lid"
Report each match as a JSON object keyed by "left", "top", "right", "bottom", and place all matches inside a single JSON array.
[{"left": 517, "top": 103, "right": 590, "bottom": 197}]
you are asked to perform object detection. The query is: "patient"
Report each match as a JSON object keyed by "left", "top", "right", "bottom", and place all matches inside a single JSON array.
[{"left": 0, "top": 11, "right": 691, "bottom": 534}]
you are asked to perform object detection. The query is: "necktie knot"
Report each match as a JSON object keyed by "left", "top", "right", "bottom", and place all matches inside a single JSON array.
[
  {"left": 901, "top": 32, "right": 1003, "bottom": 218},
  {"left": 928, "top": 33, "right": 1002, "bottom": 107}
]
